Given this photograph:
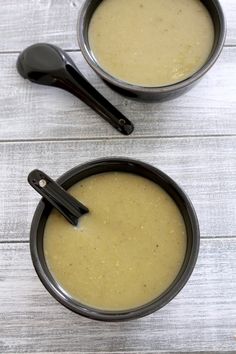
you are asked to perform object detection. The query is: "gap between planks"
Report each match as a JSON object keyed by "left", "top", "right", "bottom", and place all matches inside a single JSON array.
[{"left": 0, "top": 134, "right": 236, "bottom": 145}]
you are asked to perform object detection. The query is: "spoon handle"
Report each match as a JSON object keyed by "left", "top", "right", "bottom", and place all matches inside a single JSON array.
[
  {"left": 16, "top": 43, "right": 134, "bottom": 136},
  {"left": 28, "top": 169, "right": 89, "bottom": 226},
  {"left": 58, "top": 63, "right": 134, "bottom": 135}
]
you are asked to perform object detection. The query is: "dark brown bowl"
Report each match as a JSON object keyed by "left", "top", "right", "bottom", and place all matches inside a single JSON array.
[
  {"left": 30, "top": 158, "right": 200, "bottom": 321},
  {"left": 78, "top": 0, "right": 226, "bottom": 101}
]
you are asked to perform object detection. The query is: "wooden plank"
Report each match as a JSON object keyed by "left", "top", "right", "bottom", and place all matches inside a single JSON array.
[
  {"left": 0, "top": 0, "right": 235, "bottom": 52},
  {"left": 14, "top": 353, "right": 236, "bottom": 354},
  {"left": 1, "top": 48, "right": 236, "bottom": 141},
  {"left": 222, "top": 0, "right": 236, "bottom": 45},
  {"left": 13, "top": 352, "right": 236, "bottom": 354},
  {"left": 11, "top": 353, "right": 236, "bottom": 354},
  {"left": 0, "top": 0, "right": 83, "bottom": 52},
  {"left": 0, "top": 137, "right": 235, "bottom": 242},
  {"left": 0, "top": 238, "right": 235, "bottom": 353}
]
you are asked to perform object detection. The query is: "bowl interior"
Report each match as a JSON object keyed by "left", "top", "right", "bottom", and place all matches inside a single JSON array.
[
  {"left": 78, "top": 0, "right": 226, "bottom": 92},
  {"left": 30, "top": 158, "right": 200, "bottom": 321}
]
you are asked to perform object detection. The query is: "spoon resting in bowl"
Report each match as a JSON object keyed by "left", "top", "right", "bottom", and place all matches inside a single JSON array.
[{"left": 28, "top": 169, "right": 89, "bottom": 226}]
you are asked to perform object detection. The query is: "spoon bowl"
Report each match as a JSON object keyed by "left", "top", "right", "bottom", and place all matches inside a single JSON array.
[{"left": 17, "top": 43, "right": 134, "bottom": 135}]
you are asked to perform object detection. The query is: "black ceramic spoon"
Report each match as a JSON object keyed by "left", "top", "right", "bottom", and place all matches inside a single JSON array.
[
  {"left": 28, "top": 169, "right": 89, "bottom": 226},
  {"left": 17, "top": 43, "right": 134, "bottom": 135}
]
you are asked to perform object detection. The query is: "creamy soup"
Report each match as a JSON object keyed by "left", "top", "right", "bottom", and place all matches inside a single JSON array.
[
  {"left": 88, "top": 0, "right": 214, "bottom": 87},
  {"left": 44, "top": 172, "right": 187, "bottom": 311}
]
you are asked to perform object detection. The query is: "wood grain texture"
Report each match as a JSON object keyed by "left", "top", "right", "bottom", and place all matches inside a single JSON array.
[
  {"left": 0, "top": 0, "right": 83, "bottom": 52},
  {"left": 11, "top": 353, "right": 236, "bottom": 354},
  {"left": 0, "top": 48, "right": 236, "bottom": 141},
  {"left": 12, "top": 352, "right": 236, "bottom": 354},
  {"left": 0, "top": 137, "right": 235, "bottom": 242},
  {"left": 0, "top": 0, "right": 235, "bottom": 52},
  {"left": 1, "top": 239, "right": 236, "bottom": 353},
  {"left": 16, "top": 353, "right": 236, "bottom": 354}
]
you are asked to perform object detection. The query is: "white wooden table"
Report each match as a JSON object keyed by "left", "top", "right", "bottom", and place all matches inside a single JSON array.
[{"left": 0, "top": 1, "right": 236, "bottom": 353}]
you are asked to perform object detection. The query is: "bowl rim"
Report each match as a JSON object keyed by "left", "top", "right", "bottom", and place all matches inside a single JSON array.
[
  {"left": 30, "top": 158, "right": 200, "bottom": 321},
  {"left": 77, "top": 0, "right": 226, "bottom": 94}
]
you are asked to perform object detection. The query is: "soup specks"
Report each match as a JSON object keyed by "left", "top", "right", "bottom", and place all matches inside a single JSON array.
[
  {"left": 88, "top": 0, "right": 214, "bottom": 87},
  {"left": 44, "top": 172, "right": 187, "bottom": 311}
]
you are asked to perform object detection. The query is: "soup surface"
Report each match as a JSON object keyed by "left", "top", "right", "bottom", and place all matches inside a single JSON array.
[
  {"left": 88, "top": 0, "right": 214, "bottom": 87},
  {"left": 44, "top": 172, "right": 187, "bottom": 310}
]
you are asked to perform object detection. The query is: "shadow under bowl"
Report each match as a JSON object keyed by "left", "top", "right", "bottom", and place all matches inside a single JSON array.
[{"left": 30, "top": 158, "right": 200, "bottom": 321}]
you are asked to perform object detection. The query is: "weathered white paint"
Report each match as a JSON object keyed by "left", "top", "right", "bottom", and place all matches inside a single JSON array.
[
  {"left": 0, "top": 48, "right": 236, "bottom": 140},
  {"left": 0, "top": 137, "right": 235, "bottom": 242}
]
